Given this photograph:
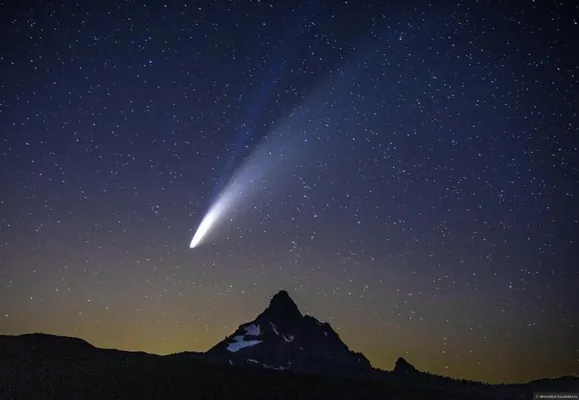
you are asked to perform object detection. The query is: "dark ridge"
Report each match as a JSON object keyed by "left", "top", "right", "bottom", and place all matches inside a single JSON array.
[
  {"left": 0, "top": 332, "right": 95, "bottom": 352},
  {"left": 394, "top": 357, "right": 419, "bottom": 374}
]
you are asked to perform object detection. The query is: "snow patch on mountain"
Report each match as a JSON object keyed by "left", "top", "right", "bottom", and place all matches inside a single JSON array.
[
  {"left": 269, "top": 321, "right": 279, "bottom": 335},
  {"left": 226, "top": 335, "right": 262, "bottom": 352},
  {"left": 244, "top": 323, "right": 261, "bottom": 336},
  {"left": 263, "top": 363, "right": 286, "bottom": 371},
  {"left": 247, "top": 358, "right": 288, "bottom": 371},
  {"left": 282, "top": 333, "right": 294, "bottom": 343}
]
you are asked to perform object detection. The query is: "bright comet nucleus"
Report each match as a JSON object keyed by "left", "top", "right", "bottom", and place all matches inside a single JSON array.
[
  {"left": 189, "top": 181, "right": 242, "bottom": 249},
  {"left": 189, "top": 206, "right": 220, "bottom": 248}
]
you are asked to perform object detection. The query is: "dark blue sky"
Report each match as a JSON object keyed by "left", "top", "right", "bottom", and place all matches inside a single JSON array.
[{"left": 1, "top": 0, "right": 577, "bottom": 383}]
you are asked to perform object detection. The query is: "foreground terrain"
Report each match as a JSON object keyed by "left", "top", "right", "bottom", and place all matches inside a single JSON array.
[{"left": 1, "top": 291, "right": 576, "bottom": 399}]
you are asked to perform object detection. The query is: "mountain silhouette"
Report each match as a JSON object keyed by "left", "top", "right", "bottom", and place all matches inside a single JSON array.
[
  {"left": 205, "top": 290, "right": 373, "bottom": 377},
  {"left": 1, "top": 290, "right": 577, "bottom": 399}
]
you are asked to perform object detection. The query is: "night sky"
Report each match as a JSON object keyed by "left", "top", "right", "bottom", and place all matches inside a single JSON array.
[{"left": 1, "top": 0, "right": 578, "bottom": 384}]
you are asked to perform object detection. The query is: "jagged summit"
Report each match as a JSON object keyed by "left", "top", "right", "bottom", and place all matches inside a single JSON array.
[
  {"left": 273, "top": 289, "right": 290, "bottom": 297},
  {"left": 270, "top": 290, "right": 297, "bottom": 309},
  {"left": 206, "top": 290, "right": 373, "bottom": 377},
  {"left": 258, "top": 290, "right": 302, "bottom": 327}
]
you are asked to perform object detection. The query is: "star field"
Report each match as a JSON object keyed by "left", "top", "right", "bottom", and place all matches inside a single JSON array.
[{"left": 1, "top": 0, "right": 578, "bottom": 384}]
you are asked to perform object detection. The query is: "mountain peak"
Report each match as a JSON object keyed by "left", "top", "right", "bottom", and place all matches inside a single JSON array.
[
  {"left": 270, "top": 290, "right": 295, "bottom": 306},
  {"left": 273, "top": 289, "right": 291, "bottom": 299},
  {"left": 263, "top": 290, "right": 302, "bottom": 322}
]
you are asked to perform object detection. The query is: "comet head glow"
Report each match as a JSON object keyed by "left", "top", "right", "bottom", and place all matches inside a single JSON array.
[
  {"left": 189, "top": 206, "right": 220, "bottom": 248},
  {"left": 189, "top": 181, "right": 243, "bottom": 249}
]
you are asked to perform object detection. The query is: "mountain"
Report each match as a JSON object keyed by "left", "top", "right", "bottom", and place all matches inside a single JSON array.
[{"left": 205, "top": 290, "right": 373, "bottom": 378}]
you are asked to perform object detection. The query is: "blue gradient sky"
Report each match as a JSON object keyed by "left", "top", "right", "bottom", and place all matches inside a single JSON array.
[{"left": 1, "top": 0, "right": 578, "bottom": 383}]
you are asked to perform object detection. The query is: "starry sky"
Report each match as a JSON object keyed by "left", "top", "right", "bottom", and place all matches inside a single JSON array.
[{"left": 1, "top": 0, "right": 578, "bottom": 384}]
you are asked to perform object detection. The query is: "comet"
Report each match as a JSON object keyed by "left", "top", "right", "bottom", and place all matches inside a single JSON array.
[
  {"left": 189, "top": 201, "right": 225, "bottom": 249},
  {"left": 189, "top": 3, "right": 330, "bottom": 250},
  {"left": 189, "top": 132, "right": 290, "bottom": 249}
]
